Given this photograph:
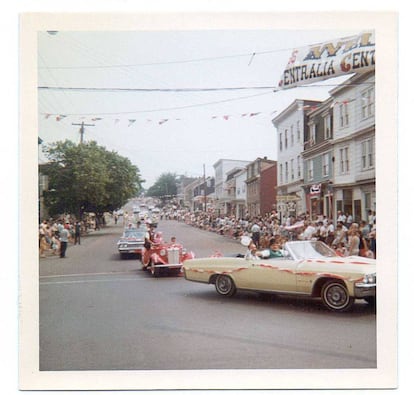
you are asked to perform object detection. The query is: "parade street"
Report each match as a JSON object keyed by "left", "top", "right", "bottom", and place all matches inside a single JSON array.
[{"left": 39, "top": 219, "right": 376, "bottom": 371}]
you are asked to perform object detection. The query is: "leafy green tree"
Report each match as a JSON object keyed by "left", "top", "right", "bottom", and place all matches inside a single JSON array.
[
  {"left": 146, "top": 172, "right": 178, "bottom": 199},
  {"left": 41, "top": 140, "right": 143, "bottom": 217}
]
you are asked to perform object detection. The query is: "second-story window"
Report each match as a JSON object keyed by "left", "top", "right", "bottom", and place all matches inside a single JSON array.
[
  {"left": 340, "top": 146, "right": 350, "bottom": 174},
  {"left": 279, "top": 164, "right": 283, "bottom": 184},
  {"left": 322, "top": 153, "right": 330, "bottom": 177},
  {"left": 279, "top": 132, "right": 283, "bottom": 152},
  {"left": 324, "top": 114, "right": 332, "bottom": 139},
  {"left": 361, "top": 137, "right": 375, "bottom": 169},
  {"left": 362, "top": 87, "right": 375, "bottom": 119},
  {"left": 291, "top": 159, "right": 294, "bottom": 180},
  {"left": 310, "top": 124, "right": 316, "bottom": 145},
  {"left": 297, "top": 156, "right": 301, "bottom": 178},
  {"left": 297, "top": 120, "right": 301, "bottom": 142},
  {"left": 285, "top": 161, "right": 288, "bottom": 182},
  {"left": 285, "top": 129, "right": 288, "bottom": 149},
  {"left": 307, "top": 160, "right": 314, "bottom": 181},
  {"left": 290, "top": 125, "right": 294, "bottom": 146}
]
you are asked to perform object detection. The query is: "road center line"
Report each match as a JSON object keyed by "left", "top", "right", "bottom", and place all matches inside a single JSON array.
[
  {"left": 40, "top": 271, "right": 139, "bottom": 280},
  {"left": 40, "top": 276, "right": 149, "bottom": 285}
]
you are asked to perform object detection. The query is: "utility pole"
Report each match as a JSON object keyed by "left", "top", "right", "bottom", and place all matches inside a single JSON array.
[{"left": 72, "top": 121, "right": 95, "bottom": 144}]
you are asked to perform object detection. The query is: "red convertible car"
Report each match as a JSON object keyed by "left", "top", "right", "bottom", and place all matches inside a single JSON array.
[{"left": 142, "top": 238, "right": 194, "bottom": 277}]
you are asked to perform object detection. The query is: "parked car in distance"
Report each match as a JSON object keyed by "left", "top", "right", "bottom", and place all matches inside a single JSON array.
[
  {"left": 142, "top": 239, "right": 194, "bottom": 277},
  {"left": 183, "top": 240, "right": 376, "bottom": 312},
  {"left": 117, "top": 227, "right": 146, "bottom": 259}
]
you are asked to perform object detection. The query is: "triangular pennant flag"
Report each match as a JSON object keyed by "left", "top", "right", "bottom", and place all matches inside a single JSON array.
[{"left": 128, "top": 119, "right": 136, "bottom": 127}]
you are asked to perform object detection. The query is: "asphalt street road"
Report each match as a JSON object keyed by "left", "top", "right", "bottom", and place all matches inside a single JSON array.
[{"left": 39, "top": 219, "right": 376, "bottom": 371}]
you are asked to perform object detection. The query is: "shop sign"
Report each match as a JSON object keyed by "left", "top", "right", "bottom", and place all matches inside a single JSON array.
[{"left": 310, "top": 184, "right": 322, "bottom": 195}]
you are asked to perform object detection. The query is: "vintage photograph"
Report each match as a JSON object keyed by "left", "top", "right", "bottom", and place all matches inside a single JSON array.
[{"left": 19, "top": 11, "right": 398, "bottom": 391}]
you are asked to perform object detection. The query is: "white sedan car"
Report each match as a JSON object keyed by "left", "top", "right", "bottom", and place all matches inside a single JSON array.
[{"left": 183, "top": 240, "right": 376, "bottom": 312}]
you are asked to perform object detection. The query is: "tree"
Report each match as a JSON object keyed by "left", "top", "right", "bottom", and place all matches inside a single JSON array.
[
  {"left": 41, "top": 140, "right": 143, "bottom": 217},
  {"left": 146, "top": 172, "right": 178, "bottom": 199}
]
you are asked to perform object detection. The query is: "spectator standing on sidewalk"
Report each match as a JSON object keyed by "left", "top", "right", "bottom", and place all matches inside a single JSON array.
[
  {"left": 347, "top": 224, "right": 361, "bottom": 256},
  {"left": 59, "top": 224, "right": 70, "bottom": 258},
  {"left": 74, "top": 221, "right": 81, "bottom": 245},
  {"left": 250, "top": 221, "right": 261, "bottom": 247}
]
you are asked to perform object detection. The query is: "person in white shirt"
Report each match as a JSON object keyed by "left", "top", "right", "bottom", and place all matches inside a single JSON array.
[
  {"left": 337, "top": 211, "right": 346, "bottom": 223},
  {"left": 302, "top": 221, "right": 317, "bottom": 240},
  {"left": 245, "top": 241, "right": 261, "bottom": 260}
]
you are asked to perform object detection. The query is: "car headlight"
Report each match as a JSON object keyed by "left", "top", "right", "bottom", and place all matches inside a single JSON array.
[
  {"left": 160, "top": 249, "right": 166, "bottom": 256},
  {"left": 362, "top": 273, "right": 376, "bottom": 284}
]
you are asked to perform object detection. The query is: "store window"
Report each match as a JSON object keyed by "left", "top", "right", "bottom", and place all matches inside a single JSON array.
[
  {"left": 343, "top": 189, "right": 353, "bottom": 217},
  {"left": 354, "top": 199, "right": 361, "bottom": 223}
]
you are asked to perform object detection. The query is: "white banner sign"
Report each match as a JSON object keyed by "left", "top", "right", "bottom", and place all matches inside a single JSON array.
[{"left": 278, "top": 31, "right": 375, "bottom": 90}]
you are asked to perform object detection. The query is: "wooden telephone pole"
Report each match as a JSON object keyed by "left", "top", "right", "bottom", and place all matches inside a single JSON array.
[{"left": 72, "top": 121, "right": 95, "bottom": 144}]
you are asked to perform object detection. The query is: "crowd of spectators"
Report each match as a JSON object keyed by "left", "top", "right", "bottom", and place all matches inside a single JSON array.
[
  {"left": 165, "top": 208, "right": 376, "bottom": 258},
  {"left": 39, "top": 208, "right": 376, "bottom": 259},
  {"left": 38, "top": 213, "right": 107, "bottom": 258}
]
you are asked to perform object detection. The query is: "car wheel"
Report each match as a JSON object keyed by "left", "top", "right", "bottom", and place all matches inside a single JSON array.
[
  {"left": 215, "top": 275, "right": 237, "bottom": 297},
  {"left": 321, "top": 280, "right": 354, "bottom": 312}
]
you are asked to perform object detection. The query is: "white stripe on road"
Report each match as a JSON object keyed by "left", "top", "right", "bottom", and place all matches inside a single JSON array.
[
  {"left": 40, "top": 271, "right": 149, "bottom": 285},
  {"left": 40, "top": 271, "right": 138, "bottom": 279},
  {"left": 40, "top": 276, "right": 149, "bottom": 286}
]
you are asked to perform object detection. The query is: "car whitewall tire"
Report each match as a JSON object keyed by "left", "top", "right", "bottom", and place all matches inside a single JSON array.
[
  {"left": 215, "top": 275, "right": 237, "bottom": 297},
  {"left": 321, "top": 280, "right": 354, "bottom": 312}
]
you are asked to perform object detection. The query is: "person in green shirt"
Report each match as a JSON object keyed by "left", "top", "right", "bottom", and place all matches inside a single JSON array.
[{"left": 268, "top": 240, "right": 284, "bottom": 258}]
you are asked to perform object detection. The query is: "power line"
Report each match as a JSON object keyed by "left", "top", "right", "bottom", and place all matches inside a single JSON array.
[
  {"left": 39, "top": 91, "right": 276, "bottom": 117},
  {"left": 37, "top": 48, "right": 287, "bottom": 70},
  {"left": 38, "top": 85, "right": 277, "bottom": 93}
]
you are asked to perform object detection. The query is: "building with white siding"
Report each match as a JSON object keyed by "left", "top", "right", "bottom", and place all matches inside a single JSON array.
[
  {"left": 271, "top": 99, "right": 321, "bottom": 223},
  {"left": 213, "top": 159, "right": 251, "bottom": 216},
  {"left": 302, "top": 97, "right": 335, "bottom": 221},
  {"left": 329, "top": 71, "right": 375, "bottom": 223}
]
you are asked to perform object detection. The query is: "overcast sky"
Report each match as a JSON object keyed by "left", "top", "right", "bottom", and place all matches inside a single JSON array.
[{"left": 38, "top": 29, "right": 357, "bottom": 187}]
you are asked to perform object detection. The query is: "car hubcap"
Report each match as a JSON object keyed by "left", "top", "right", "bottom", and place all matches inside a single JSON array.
[
  {"left": 217, "top": 276, "right": 231, "bottom": 293},
  {"left": 326, "top": 284, "right": 348, "bottom": 308}
]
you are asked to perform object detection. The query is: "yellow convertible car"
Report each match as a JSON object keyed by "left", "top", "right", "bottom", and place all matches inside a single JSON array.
[{"left": 183, "top": 240, "right": 376, "bottom": 312}]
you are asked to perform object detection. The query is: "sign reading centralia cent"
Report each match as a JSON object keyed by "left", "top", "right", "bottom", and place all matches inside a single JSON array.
[{"left": 278, "top": 31, "right": 375, "bottom": 90}]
